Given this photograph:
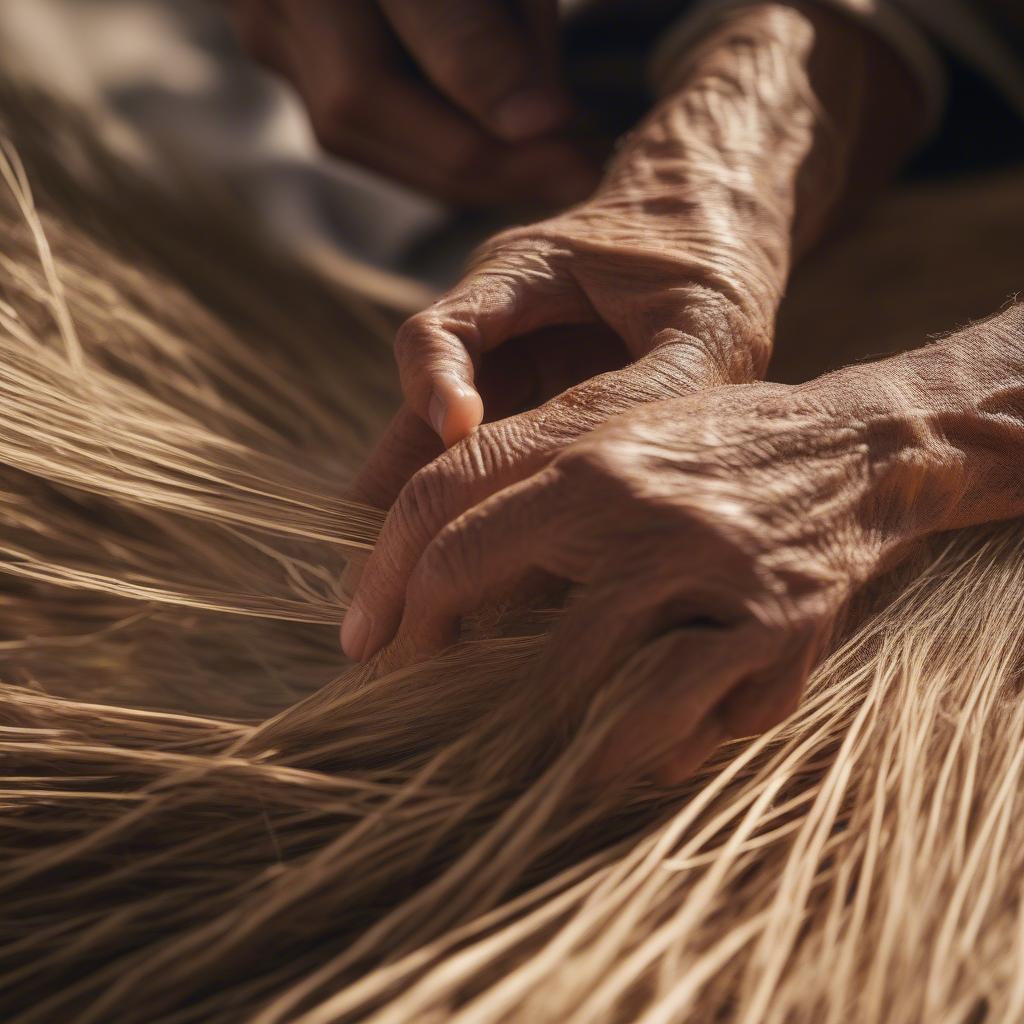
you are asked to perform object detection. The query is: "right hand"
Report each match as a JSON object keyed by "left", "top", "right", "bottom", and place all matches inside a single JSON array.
[{"left": 226, "top": 0, "right": 599, "bottom": 206}]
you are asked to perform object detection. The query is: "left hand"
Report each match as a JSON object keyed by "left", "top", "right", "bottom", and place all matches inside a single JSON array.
[{"left": 346, "top": 371, "right": 917, "bottom": 784}]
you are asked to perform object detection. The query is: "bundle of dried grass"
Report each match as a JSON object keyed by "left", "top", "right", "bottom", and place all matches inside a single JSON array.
[{"left": 2, "top": 90, "right": 1024, "bottom": 1024}]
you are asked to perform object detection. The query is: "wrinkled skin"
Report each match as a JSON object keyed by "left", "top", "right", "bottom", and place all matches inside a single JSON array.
[
  {"left": 347, "top": 372, "right": 910, "bottom": 784},
  {"left": 226, "top": 0, "right": 598, "bottom": 205},
  {"left": 343, "top": 4, "right": 872, "bottom": 648},
  {"left": 344, "top": 200, "right": 776, "bottom": 512}
]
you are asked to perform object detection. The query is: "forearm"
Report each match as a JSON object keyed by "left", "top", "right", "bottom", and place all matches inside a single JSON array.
[{"left": 591, "top": 2, "right": 927, "bottom": 377}]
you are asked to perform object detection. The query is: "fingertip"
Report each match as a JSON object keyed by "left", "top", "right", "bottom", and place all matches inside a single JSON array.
[
  {"left": 429, "top": 374, "right": 484, "bottom": 447},
  {"left": 340, "top": 603, "right": 371, "bottom": 661},
  {"left": 441, "top": 389, "right": 484, "bottom": 448}
]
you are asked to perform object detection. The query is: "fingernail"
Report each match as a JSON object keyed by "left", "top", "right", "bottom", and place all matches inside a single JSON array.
[
  {"left": 492, "top": 87, "right": 570, "bottom": 142},
  {"left": 428, "top": 391, "right": 447, "bottom": 439},
  {"left": 341, "top": 603, "right": 371, "bottom": 661}
]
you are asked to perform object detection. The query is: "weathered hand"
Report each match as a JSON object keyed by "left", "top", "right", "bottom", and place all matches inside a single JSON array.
[
  {"left": 343, "top": 56, "right": 799, "bottom": 576},
  {"left": 348, "top": 369, "right": 922, "bottom": 784},
  {"left": 389, "top": 188, "right": 777, "bottom": 449},
  {"left": 342, "top": 27, "right": 807, "bottom": 635},
  {"left": 226, "top": 0, "right": 597, "bottom": 206}
]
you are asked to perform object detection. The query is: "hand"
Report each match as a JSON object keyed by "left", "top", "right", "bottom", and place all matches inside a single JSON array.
[
  {"left": 342, "top": 1, "right": 930, "bottom": 753},
  {"left": 226, "top": 0, "right": 598, "bottom": 205},
  {"left": 347, "top": 370, "right": 923, "bottom": 784}
]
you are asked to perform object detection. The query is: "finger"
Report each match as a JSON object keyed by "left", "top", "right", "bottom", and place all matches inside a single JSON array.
[
  {"left": 341, "top": 413, "right": 557, "bottom": 660},
  {"left": 379, "top": 0, "right": 571, "bottom": 141},
  {"left": 579, "top": 276, "right": 768, "bottom": 386},
  {"left": 592, "top": 627, "right": 811, "bottom": 786},
  {"left": 397, "top": 263, "right": 723, "bottom": 452},
  {"left": 422, "top": 337, "right": 700, "bottom": 457},
  {"left": 348, "top": 328, "right": 604, "bottom": 514},
  {"left": 340, "top": 407, "right": 442, "bottom": 605},
  {"left": 716, "top": 636, "right": 813, "bottom": 738},
  {"left": 279, "top": 0, "right": 591, "bottom": 205},
  {"left": 391, "top": 467, "right": 564, "bottom": 656},
  {"left": 651, "top": 718, "right": 730, "bottom": 787},
  {"left": 279, "top": 0, "right": 477, "bottom": 174},
  {"left": 347, "top": 406, "right": 442, "bottom": 512},
  {"left": 395, "top": 266, "right": 591, "bottom": 446},
  {"left": 648, "top": 646, "right": 810, "bottom": 786}
]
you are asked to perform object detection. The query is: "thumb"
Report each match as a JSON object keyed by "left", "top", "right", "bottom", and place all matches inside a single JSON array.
[{"left": 393, "top": 257, "right": 586, "bottom": 447}]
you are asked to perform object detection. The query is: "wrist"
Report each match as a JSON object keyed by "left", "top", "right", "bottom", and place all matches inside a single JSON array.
[
  {"left": 889, "top": 307, "right": 1024, "bottom": 536},
  {"left": 587, "top": 7, "right": 832, "bottom": 357},
  {"left": 821, "top": 304, "right": 1024, "bottom": 548}
]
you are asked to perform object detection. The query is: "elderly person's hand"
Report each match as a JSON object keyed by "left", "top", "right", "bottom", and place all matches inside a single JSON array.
[
  {"left": 226, "top": 0, "right": 596, "bottom": 205},
  {"left": 343, "top": 295, "right": 1024, "bottom": 783},
  {"left": 349, "top": 374, "right": 900, "bottom": 782}
]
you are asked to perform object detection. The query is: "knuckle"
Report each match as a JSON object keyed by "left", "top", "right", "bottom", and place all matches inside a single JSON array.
[
  {"left": 393, "top": 313, "right": 469, "bottom": 398},
  {"left": 472, "top": 224, "right": 558, "bottom": 262},
  {"left": 411, "top": 508, "right": 489, "bottom": 617},
  {"left": 419, "top": 519, "right": 472, "bottom": 591},
  {"left": 553, "top": 439, "right": 628, "bottom": 492},
  {"left": 450, "top": 423, "right": 506, "bottom": 480},
  {"left": 394, "top": 313, "right": 437, "bottom": 358},
  {"left": 474, "top": 228, "right": 521, "bottom": 256}
]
